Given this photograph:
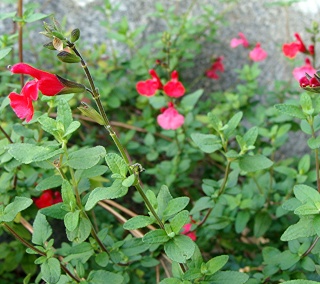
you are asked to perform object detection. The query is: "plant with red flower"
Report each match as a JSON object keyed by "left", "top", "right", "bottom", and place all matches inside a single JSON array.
[
  {"left": 163, "top": 70, "right": 185, "bottom": 98},
  {"left": 157, "top": 102, "right": 184, "bottom": 130},
  {"left": 282, "top": 33, "right": 312, "bottom": 59},
  {"left": 33, "top": 189, "right": 62, "bottom": 209},
  {"left": 136, "top": 69, "right": 163, "bottom": 97},
  {"left": 249, "top": 43, "right": 267, "bottom": 62},
  {"left": 205, "top": 56, "right": 225, "bottom": 79},
  {"left": 8, "top": 63, "right": 85, "bottom": 122},
  {"left": 230, "top": 32, "right": 249, "bottom": 48},
  {"left": 292, "top": 58, "right": 316, "bottom": 82},
  {"left": 181, "top": 223, "right": 196, "bottom": 241}
]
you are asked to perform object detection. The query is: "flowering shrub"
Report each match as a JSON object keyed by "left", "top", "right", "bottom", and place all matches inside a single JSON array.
[{"left": 2, "top": 1, "right": 320, "bottom": 284}]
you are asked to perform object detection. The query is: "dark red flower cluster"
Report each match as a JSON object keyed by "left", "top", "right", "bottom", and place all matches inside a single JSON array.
[
  {"left": 33, "top": 189, "right": 62, "bottom": 209},
  {"left": 136, "top": 70, "right": 185, "bottom": 130}
]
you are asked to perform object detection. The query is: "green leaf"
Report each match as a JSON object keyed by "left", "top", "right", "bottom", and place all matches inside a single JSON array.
[
  {"left": 190, "top": 197, "right": 213, "bottom": 214},
  {"left": 105, "top": 152, "right": 128, "bottom": 177},
  {"left": 239, "top": 154, "right": 273, "bottom": 172},
  {"left": 95, "top": 251, "right": 110, "bottom": 267},
  {"left": 122, "top": 174, "right": 135, "bottom": 187},
  {"left": 254, "top": 211, "right": 272, "bottom": 237},
  {"left": 163, "top": 197, "right": 190, "bottom": 219},
  {"left": 64, "top": 210, "right": 80, "bottom": 231},
  {"left": 157, "top": 185, "right": 173, "bottom": 219},
  {"left": 243, "top": 126, "right": 258, "bottom": 146},
  {"left": 35, "top": 175, "right": 63, "bottom": 191},
  {"left": 7, "top": 143, "right": 63, "bottom": 164},
  {"left": 75, "top": 165, "right": 108, "bottom": 181},
  {"left": 0, "top": 47, "right": 12, "bottom": 60},
  {"left": 307, "top": 136, "right": 320, "bottom": 149},
  {"left": 66, "top": 217, "right": 91, "bottom": 243},
  {"left": 170, "top": 210, "right": 189, "bottom": 234},
  {"left": 67, "top": 146, "right": 106, "bottom": 169},
  {"left": 123, "top": 215, "right": 154, "bottom": 230},
  {"left": 294, "top": 203, "right": 319, "bottom": 215},
  {"left": 301, "top": 256, "right": 315, "bottom": 271},
  {"left": 312, "top": 215, "right": 320, "bottom": 236},
  {"left": 0, "top": 197, "right": 33, "bottom": 222},
  {"left": 40, "top": 203, "right": 66, "bottom": 220},
  {"left": 207, "top": 271, "right": 249, "bottom": 284},
  {"left": 300, "top": 93, "right": 313, "bottom": 114},
  {"left": 205, "top": 255, "right": 229, "bottom": 275},
  {"left": 57, "top": 99, "right": 72, "bottom": 131},
  {"left": 224, "top": 112, "right": 243, "bottom": 139},
  {"left": 143, "top": 229, "right": 170, "bottom": 244},
  {"left": 281, "top": 217, "right": 316, "bottom": 241},
  {"left": 208, "top": 112, "right": 222, "bottom": 132},
  {"left": 63, "top": 242, "right": 94, "bottom": 263},
  {"left": 164, "top": 235, "right": 195, "bottom": 263},
  {"left": 41, "top": 258, "right": 61, "bottom": 284},
  {"left": 32, "top": 212, "right": 52, "bottom": 245},
  {"left": 38, "top": 114, "right": 60, "bottom": 138},
  {"left": 63, "top": 121, "right": 81, "bottom": 137},
  {"left": 181, "top": 89, "right": 203, "bottom": 111},
  {"left": 279, "top": 250, "right": 300, "bottom": 270},
  {"left": 274, "top": 104, "right": 306, "bottom": 119},
  {"left": 159, "top": 279, "right": 181, "bottom": 284},
  {"left": 293, "top": 184, "right": 320, "bottom": 203},
  {"left": 235, "top": 211, "right": 250, "bottom": 233},
  {"left": 85, "top": 180, "right": 128, "bottom": 211},
  {"left": 61, "top": 180, "right": 77, "bottom": 210},
  {"left": 191, "top": 133, "right": 222, "bottom": 153},
  {"left": 24, "top": 12, "right": 48, "bottom": 23},
  {"left": 87, "top": 270, "right": 124, "bottom": 284}
]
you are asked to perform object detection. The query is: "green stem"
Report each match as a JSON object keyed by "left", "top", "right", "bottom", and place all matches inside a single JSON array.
[
  {"left": 3, "top": 223, "right": 81, "bottom": 282},
  {"left": 197, "top": 160, "right": 231, "bottom": 228},
  {"left": 310, "top": 119, "right": 320, "bottom": 192},
  {"left": 70, "top": 43, "right": 165, "bottom": 229}
]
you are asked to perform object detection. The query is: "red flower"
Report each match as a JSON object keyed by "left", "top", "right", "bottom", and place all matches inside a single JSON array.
[
  {"left": 292, "top": 58, "right": 316, "bottom": 81},
  {"left": 157, "top": 102, "right": 184, "bottom": 130},
  {"left": 206, "top": 56, "right": 225, "bottom": 79},
  {"left": 181, "top": 223, "right": 196, "bottom": 241},
  {"left": 8, "top": 63, "right": 85, "bottom": 122},
  {"left": 282, "top": 33, "right": 308, "bottom": 59},
  {"left": 230, "top": 32, "right": 249, "bottom": 48},
  {"left": 163, "top": 70, "right": 185, "bottom": 98},
  {"left": 136, "top": 69, "right": 162, "bottom": 97},
  {"left": 249, "top": 43, "right": 267, "bottom": 62},
  {"left": 33, "top": 190, "right": 62, "bottom": 209}
]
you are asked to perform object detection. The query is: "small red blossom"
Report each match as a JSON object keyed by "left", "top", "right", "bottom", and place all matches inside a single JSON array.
[
  {"left": 230, "top": 32, "right": 249, "bottom": 48},
  {"left": 206, "top": 56, "right": 225, "bottom": 80},
  {"left": 282, "top": 33, "right": 309, "bottom": 59},
  {"left": 249, "top": 43, "right": 267, "bottom": 62},
  {"left": 292, "top": 58, "right": 316, "bottom": 81},
  {"left": 181, "top": 223, "right": 196, "bottom": 241},
  {"left": 136, "top": 69, "right": 163, "bottom": 97},
  {"left": 163, "top": 70, "right": 185, "bottom": 98},
  {"left": 8, "top": 63, "right": 84, "bottom": 122},
  {"left": 157, "top": 102, "right": 184, "bottom": 130},
  {"left": 33, "top": 190, "right": 62, "bottom": 209}
]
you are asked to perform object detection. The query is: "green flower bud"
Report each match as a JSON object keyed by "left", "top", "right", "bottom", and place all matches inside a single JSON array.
[
  {"left": 57, "top": 51, "right": 81, "bottom": 63},
  {"left": 52, "top": 31, "right": 65, "bottom": 40},
  {"left": 70, "top": 28, "right": 80, "bottom": 43},
  {"left": 56, "top": 75, "right": 86, "bottom": 94},
  {"left": 78, "top": 102, "right": 105, "bottom": 125}
]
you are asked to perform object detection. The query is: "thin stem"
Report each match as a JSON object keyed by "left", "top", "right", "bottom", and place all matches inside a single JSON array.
[
  {"left": 197, "top": 160, "right": 231, "bottom": 228},
  {"left": 302, "top": 236, "right": 320, "bottom": 257},
  {"left": 3, "top": 224, "right": 81, "bottom": 282},
  {"left": 17, "top": 0, "right": 24, "bottom": 87},
  {"left": 70, "top": 43, "right": 165, "bottom": 229},
  {"left": 0, "top": 125, "right": 13, "bottom": 143},
  {"left": 310, "top": 120, "right": 320, "bottom": 192}
]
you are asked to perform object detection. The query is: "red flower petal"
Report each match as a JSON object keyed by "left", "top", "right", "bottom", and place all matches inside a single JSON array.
[
  {"left": 163, "top": 71, "right": 185, "bottom": 98},
  {"left": 136, "top": 80, "right": 159, "bottom": 96},
  {"left": 10, "top": 63, "right": 65, "bottom": 96}
]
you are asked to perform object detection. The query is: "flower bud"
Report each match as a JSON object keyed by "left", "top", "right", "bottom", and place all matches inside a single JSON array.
[
  {"left": 51, "top": 31, "right": 65, "bottom": 40},
  {"left": 43, "top": 42, "right": 56, "bottom": 50},
  {"left": 57, "top": 51, "right": 81, "bottom": 63},
  {"left": 78, "top": 102, "right": 105, "bottom": 125},
  {"left": 52, "top": 37, "right": 64, "bottom": 51},
  {"left": 56, "top": 75, "right": 86, "bottom": 94},
  {"left": 70, "top": 28, "right": 80, "bottom": 43}
]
